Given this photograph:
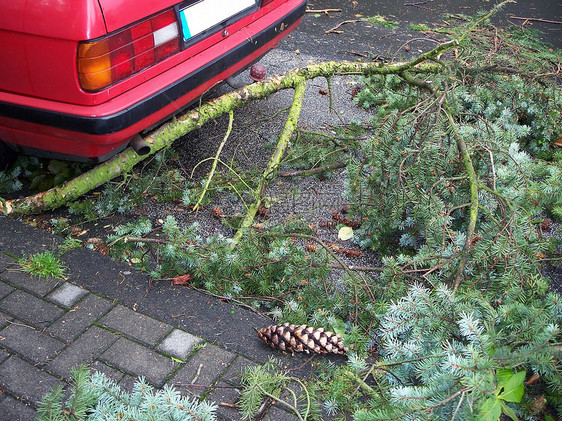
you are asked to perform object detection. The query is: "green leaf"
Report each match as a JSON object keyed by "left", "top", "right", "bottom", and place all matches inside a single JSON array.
[
  {"left": 498, "top": 370, "right": 526, "bottom": 403},
  {"left": 331, "top": 318, "right": 347, "bottom": 338},
  {"left": 480, "top": 397, "right": 502, "bottom": 421},
  {"left": 47, "top": 159, "right": 68, "bottom": 175},
  {"left": 496, "top": 368, "right": 514, "bottom": 385},
  {"left": 500, "top": 401, "right": 518, "bottom": 421}
]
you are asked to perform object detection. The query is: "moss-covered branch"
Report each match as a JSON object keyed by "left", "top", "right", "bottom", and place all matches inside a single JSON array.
[
  {"left": 232, "top": 79, "right": 306, "bottom": 244},
  {"left": 398, "top": 69, "right": 480, "bottom": 292},
  {"left": 445, "top": 107, "right": 479, "bottom": 292},
  {"left": 0, "top": 45, "right": 450, "bottom": 217}
]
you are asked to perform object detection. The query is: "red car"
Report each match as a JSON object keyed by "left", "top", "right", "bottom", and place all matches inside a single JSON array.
[{"left": 0, "top": 0, "right": 306, "bottom": 167}]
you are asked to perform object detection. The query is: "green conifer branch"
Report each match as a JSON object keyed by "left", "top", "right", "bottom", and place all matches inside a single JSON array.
[
  {"left": 444, "top": 106, "right": 479, "bottom": 292},
  {"left": 457, "top": 0, "right": 516, "bottom": 44},
  {"left": 397, "top": 68, "right": 480, "bottom": 292}
]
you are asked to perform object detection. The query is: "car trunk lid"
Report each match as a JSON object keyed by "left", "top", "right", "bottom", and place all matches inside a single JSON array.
[{"left": 97, "top": 0, "right": 178, "bottom": 33}]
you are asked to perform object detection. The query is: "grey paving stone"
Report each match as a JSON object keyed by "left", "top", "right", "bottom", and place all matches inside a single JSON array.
[
  {"left": 0, "top": 217, "right": 63, "bottom": 256},
  {"left": 47, "top": 326, "right": 118, "bottom": 379},
  {"left": 0, "top": 323, "right": 65, "bottom": 365},
  {"left": 0, "top": 268, "right": 61, "bottom": 297},
  {"left": 170, "top": 343, "right": 236, "bottom": 397},
  {"left": 47, "top": 282, "right": 87, "bottom": 307},
  {"left": 118, "top": 374, "right": 138, "bottom": 393},
  {"left": 0, "top": 310, "right": 13, "bottom": 328},
  {"left": 47, "top": 293, "right": 113, "bottom": 343},
  {"left": 99, "top": 305, "right": 172, "bottom": 346},
  {"left": 0, "top": 252, "right": 16, "bottom": 267},
  {"left": 221, "top": 356, "right": 259, "bottom": 387},
  {"left": 157, "top": 329, "right": 202, "bottom": 361},
  {"left": 0, "top": 349, "right": 9, "bottom": 365},
  {"left": 205, "top": 382, "right": 243, "bottom": 421},
  {"left": 0, "top": 280, "right": 14, "bottom": 299},
  {"left": 262, "top": 406, "right": 301, "bottom": 421},
  {"left": 0, "top": 395, "right": 38, "bottom": 421},
  {"left": 0, "top": 356, "right": 64, "bottom": 407},
  {"left": 100, "top": 337, "right": 177, "bottom": 387},
  {"left": 0, "top": 289, "right": 64, "bottom": 328},
  {"left": 0, "top": 253, "right": 17, "bottom": 279},
  {"left": 91, "top": 360, "right": 125, "bottom": 384}
]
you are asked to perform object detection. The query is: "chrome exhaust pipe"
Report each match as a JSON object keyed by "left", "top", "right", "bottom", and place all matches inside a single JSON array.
[
  {"left": 225, "top": 63, "right": 267, "bottom": 89},
  {"left": 225, "top": 76, "right": 246, "bottom": 89},
  {"left": 130, "top": 134, "right": 151, "bottom": 155}
]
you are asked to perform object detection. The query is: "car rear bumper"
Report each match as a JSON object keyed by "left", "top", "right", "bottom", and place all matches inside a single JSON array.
[{"left": 0, "top": 0, "right": 306, "bottom": 162}]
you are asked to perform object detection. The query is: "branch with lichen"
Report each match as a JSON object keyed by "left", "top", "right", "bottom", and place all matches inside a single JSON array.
[{"left": 0, "top": 57, "right": 446, "bottom": 216}]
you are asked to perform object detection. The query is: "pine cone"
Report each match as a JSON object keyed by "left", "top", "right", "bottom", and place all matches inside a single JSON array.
[{"left": 257, "top": 323, "right": 348, "bottom": 355}]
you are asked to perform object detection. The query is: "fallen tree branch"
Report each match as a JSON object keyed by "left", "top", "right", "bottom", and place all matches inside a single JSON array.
[
  {"left": 232, "top": 79, "right": 306, "bottom": 244},
  {"left": 0, "top": 42, "right": 454, "bottom": 217}
]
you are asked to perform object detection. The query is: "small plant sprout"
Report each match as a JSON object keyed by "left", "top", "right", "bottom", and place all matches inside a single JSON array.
[{"left": 19, "top": 251, "right": 67, "bottom": 279}]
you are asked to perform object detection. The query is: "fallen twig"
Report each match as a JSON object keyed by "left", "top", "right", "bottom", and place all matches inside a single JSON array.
[
  {"left": 193, "top": 109, "right": 234, "bottom": 211},
  {"left": 306, "top": 8, "right": 342, "bottom": 14},
  {"left": 404, "top": 0, "right": 433, "bottom": 5},
  {"left": 509, "top": 16, "right": 562, "bottom": 25},
  {"left": 326, "top": 19, "right": 361, "bottom": 34},
  {"left": 279, "top": 161, "right": 346, "bottom": 177},
  {"left": 404, "top": 0, "right": 434, "bottom": 10}
]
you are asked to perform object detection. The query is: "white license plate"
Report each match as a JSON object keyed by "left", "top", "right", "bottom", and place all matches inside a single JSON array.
[{"left": 179, "top": 0, "right": 257, "bottom": 41}]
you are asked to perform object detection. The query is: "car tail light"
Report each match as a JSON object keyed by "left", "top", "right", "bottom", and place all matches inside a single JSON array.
[
  {"left": 261, "top": 0, "right": 275, "bottom": 6},
  {"left": 78, "top": 9, "right": 180, "bottom": 92}
]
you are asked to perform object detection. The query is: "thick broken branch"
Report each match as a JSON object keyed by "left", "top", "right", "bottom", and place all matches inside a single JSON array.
[
  {"left": 1, "top": 44, "right": 452, "bottom": 217},
  {"left": 232, "top": 79, "right": 306, "bottom": 244}
]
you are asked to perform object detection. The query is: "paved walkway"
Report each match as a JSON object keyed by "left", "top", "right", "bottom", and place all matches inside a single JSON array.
[{"left": 0, "top": 216, "right": 318, "bottom": 420}]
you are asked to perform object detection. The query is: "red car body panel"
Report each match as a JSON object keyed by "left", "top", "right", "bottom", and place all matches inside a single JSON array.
[
  {"left": 98, "top": 0, "right": 178, "bottom": 33},
  {"left": 0, "top": 0, "right": 306, "bottom": 162}
]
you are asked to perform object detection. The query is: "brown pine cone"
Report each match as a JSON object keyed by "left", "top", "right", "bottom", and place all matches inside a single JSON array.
[{"left": 257, "top": 323, "right": 348, "bottom": 355}]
